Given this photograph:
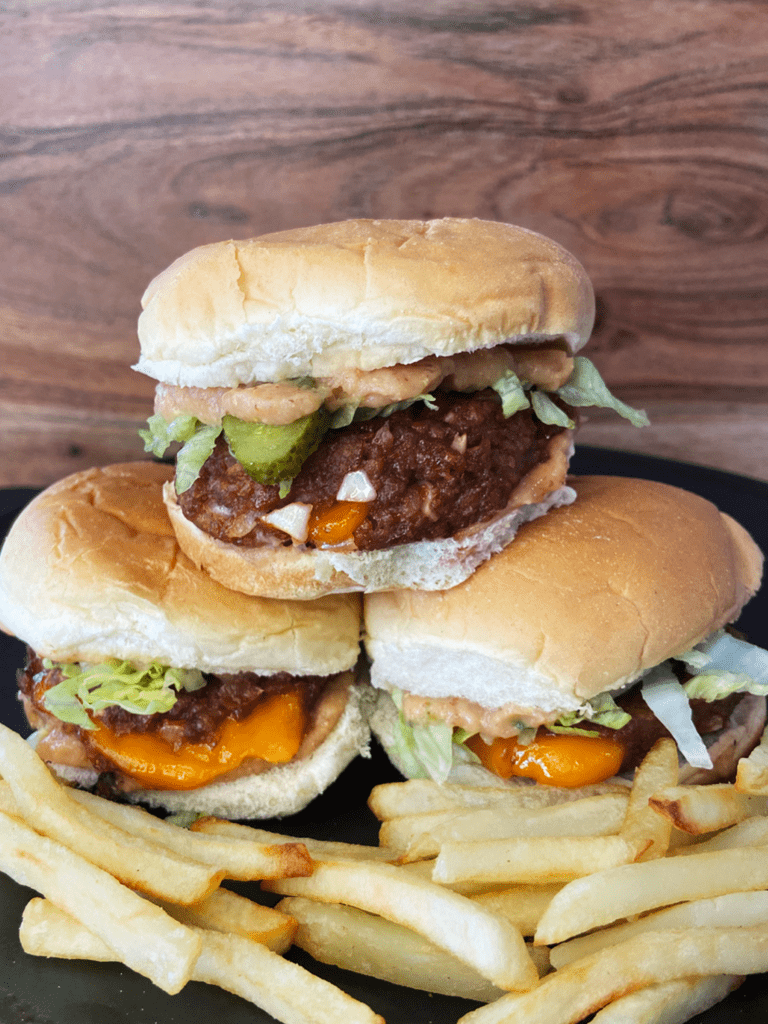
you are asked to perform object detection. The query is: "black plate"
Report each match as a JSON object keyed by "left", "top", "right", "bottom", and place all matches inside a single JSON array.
[{"left": 1, "top": 448, "right": 768, "bottom": 1024}]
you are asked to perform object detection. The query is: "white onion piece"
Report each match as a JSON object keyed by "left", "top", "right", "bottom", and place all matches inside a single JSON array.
[
  {"left": 451, "top": 433, "right": 467, "bottom": 454},
  {"left": 641, "top": 664, "right": 713, "bottom": 769},
  {"left": 336, "top": 470, "right": 376, "bottom": 503},
  {"left": 260, "top": 502, "right": 312, "bottom": 543}
]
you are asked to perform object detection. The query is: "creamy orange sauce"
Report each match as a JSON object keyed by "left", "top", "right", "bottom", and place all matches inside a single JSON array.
[
  {"left": 400, "top": 691, "right": 555, "bottom": 739},
  {"left": 155, "top": 346, "right": 574, "bottom": 425}
]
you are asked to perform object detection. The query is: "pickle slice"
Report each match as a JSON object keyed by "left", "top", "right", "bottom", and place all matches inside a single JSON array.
[{"left": 222, "top": 408, "right": 331, "bottom": 486}]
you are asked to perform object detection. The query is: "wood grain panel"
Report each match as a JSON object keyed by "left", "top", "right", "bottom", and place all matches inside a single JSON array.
[{"left": 2, "top": 1, "right": 767, "bottom": 485}]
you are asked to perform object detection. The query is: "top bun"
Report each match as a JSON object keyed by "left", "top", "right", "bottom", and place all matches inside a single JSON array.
[
  {"left": 135, "top": 218, "right": 595, "bottom": 388},
  {"left": 0, "top": 462, "right": 362, "bottom": 675},
  {"left": 363, "top": 476, "right": 763, "bottom": 718}
]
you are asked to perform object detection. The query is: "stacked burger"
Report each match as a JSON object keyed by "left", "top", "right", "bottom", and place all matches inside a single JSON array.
[{"left": 0, "top": 216, "right": 764, "bottom": 816}]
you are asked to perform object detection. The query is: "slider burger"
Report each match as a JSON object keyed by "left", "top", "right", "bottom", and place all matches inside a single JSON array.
[
  {"left": 365, "top": 476, "right": 767, "bottom": 789},
  {"left": 135, "top": 217, "right": 647, "bottom": 599},
  {"left": 0, "top": 462, "right": 369, "bottom": 818}
]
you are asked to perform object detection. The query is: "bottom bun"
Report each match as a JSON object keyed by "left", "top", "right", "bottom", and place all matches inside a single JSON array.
[
  {"left": 369, "top": 687, "right": 766, "bottom": 790},
  {"left": 41, "top": 683, "right": 374, "bottom": 820},
  {"left": 165, "top": 430, "right": 576, "bottom": 599},
  {"left": 165, "top": 482, "right": 576, "bottom": 600}
]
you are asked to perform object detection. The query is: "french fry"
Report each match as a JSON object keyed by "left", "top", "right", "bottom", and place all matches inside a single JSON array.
[
  {"left": 69, "top": 788, "right": 312, "bottom": 880},
  {"left": 381, "top": 792, "right": 630, "bottom": 862},
  {"left": 368, "top": 778, "right": 628, "bottom": 821},
  {"left": 262, "top": 858, "right": 539, "bottom": 991},
  {"left": 193, "top": 927, "right": 385, "bottom": 1024},
  {"left": 0, "top": 810, "right": 201, "bottom": 994},
  {"left": 19, "top": 899, "right": 384, "bottom": 1024},
  {"left": 158, "top": 887, "right": 297, "bottom": 953},
  {"left": 620, "top": 738, "right": 678, "bottom": 861},
  {"left": 433, "top": 835, "right": 641, "bottom": 886},
  {"left": 277, "top": 894, "right": 509, "bottom": 1001},
  {"left": 648, "top": 783, "right": 768, "bottom": 835},
  {"left": 550, "top": 889, "right": 768, "bottom": 969},
  {"left": 673, "top": 813, "right": 768, "bottom": 855},
  {"left": 458, "top": 926, "right": 768, "bottom": 1024},
  {"left": 21, "top": 898, "right": 118, "bottom": 961},
  {"left": 0, "top": 732, "right": 222, "bottom": 903},
  {"left": 535, "top": 845, "right": 768, "bottom": 945},
  {"left": 736, "top": 724, "right": 768, "bottom": 793},
  {"left": 589, "top": 975, "right": 744, "bottom": 1024},
  {"left": 191, "top": 815, "right": 396, "bottom": 862},
  {"left": 471, "top": 883, "right": 564, "bottom": 936}
]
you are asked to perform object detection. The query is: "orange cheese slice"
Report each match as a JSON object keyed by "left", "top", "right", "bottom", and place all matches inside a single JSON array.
[
  {"left": 466, "top": 731, "right": 625, "bottom": 788},
  {"left": 89, "top": 690, "right": 306, "bottom": 791}
]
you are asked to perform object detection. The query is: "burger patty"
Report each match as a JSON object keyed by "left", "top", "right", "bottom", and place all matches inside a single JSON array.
[
  {"left": 178, "top": 390, "right": 566, "bottom": 551},
  {"left": 19, "top": 652, "right": 329, "bottom": 753}
]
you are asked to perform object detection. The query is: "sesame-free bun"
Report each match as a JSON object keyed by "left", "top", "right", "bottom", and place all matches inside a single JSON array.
[
  {"left": 0, "top": 462, "right": 361, "bottom": 675},
  {"left": 44, "top": 678, "right": 375, "bottom": 820},
  {"left": 363, "top": 476, "right": 764, "bottom": 720},
  {"left": 135, "top": 218, "right": 595, "bottom": 388},
  {"left": 163, "top": 431, "right": 576, "bottom": 599}
]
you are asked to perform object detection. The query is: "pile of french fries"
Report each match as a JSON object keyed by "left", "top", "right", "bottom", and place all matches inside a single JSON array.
[{"left": 5, "top": 716, "right": 768, "bottom": 1024}]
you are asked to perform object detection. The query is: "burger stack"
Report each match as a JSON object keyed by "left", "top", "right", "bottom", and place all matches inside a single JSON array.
[{"left": 0, "top": 217, "right": 764, "bottom": 818}]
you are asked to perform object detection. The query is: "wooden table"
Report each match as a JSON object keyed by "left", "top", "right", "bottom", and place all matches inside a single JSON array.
[{"left": 2, "top": 1, "right": 767, "bottom": 487}]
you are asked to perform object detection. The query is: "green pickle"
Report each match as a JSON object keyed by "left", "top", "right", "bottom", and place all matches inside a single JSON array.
[{"left": 222, "top": 408, "right": 331, "bottom": 486}]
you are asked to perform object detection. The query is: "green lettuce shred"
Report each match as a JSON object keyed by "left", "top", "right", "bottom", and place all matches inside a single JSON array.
[
  {"left": 174, "top": 423, "right": 222, "bottom": 493},
  {"left": 556, "top": 357, "right": 650, "bottom": 427},
  {"left": 549, "top": 693, "right": 632, "bottom": 736},
  {"left": 331, "top": 394, "right": 439, "bottom": 429},
  {"left": 530, "top": 390, "right": 575, "bottom": 429},
  {"left": 491, "top": 370, "right": 531, "bottom": 418},
  {"left": 138, "top": 413, "right": 200, "bottom": 458},
  {"left": 386, "top": 690, "right": 479, "bottom": 784},
  {"left": 41, "top": 659, "right": 206, "bottom": 731},
  {"left": 138, "top": 413, "right": 223, "bottom": 494},
  {"left": 490, "top": 356, "right": 648, "bottom": 428}
]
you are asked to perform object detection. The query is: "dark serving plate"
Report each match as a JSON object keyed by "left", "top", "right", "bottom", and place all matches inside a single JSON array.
[{"left": 1, "top": 447, "right": 767, "bottom": 1024}]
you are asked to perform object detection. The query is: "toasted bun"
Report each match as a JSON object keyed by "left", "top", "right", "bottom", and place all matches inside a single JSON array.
[
  {"left": 0, "top": 462, "right": 361, "bottom": 675},
  {"left": 164, "top": 432, "right": 576, "bottom": 599},
  {"left": 363, "top": 476, "right": 764, "bottom": 719},
  {"left": 39, "top": 678, "right": 374, "bottom": 819},
  {"left": 134, "top": 218, "right": 595, "bottom": 387}
]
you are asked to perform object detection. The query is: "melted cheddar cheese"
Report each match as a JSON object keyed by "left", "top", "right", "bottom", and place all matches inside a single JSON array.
[{"left": 466, "top": 731, "right": 625, "bottom": 788}]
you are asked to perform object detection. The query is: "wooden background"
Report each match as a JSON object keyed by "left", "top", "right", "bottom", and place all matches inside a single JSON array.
[{"left": 2, "top": 0, "right": 767, "bottom": 487}]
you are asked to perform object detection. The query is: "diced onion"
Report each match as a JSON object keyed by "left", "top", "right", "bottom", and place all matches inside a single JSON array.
[
  {"left": 260, "top": 502, "right": 313, "bottom": 543},
  {"left": 336, "top": 470, "right": 376, "bottom": 503}
]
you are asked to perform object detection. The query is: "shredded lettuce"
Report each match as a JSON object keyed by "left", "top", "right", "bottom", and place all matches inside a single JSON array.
[
  {"left": 139, "top": 414, "right": 223, "bottom": 494},
  {"left": 138, "top": 413, "right": 200, "bottom": 458},
  {"left": 174, "top": 423, "right": 222, "bottom": 493},
  {"left": 549, "top": 693, "right": 632, "bottom": 736},
  {"left": 491, "top": 370, "right": 531, "bottom": 418},
  {"left": 530, "top": 390, "right": 575, "bottom": 429},
  {"left": 489, "top": 356, "right": 648, "bottom": 428},
  {"left": 41, "top": 659, "right": 206, "bottom": 731},
  {"left": 386, "top": 690, "right": 479, "bottom": 783},
  {"left": 682, "top": 631, "right": 768, "bottom": 701},
  {"left": 331, "top": 394, "right": 439, "bottom": 429},
  {"left": 641, "top": 664, "right": 713, "bottom": 769},
  {"left": 556, "top": 357, "right": 650, "bottom": 427},
  {"left": 164, "top": 811, "right": 206, "bottom": 828}
]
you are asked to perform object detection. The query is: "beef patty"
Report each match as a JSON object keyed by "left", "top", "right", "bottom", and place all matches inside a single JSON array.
[{"left": 177, "top": 390, "right": 566, "bottom": 551}]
